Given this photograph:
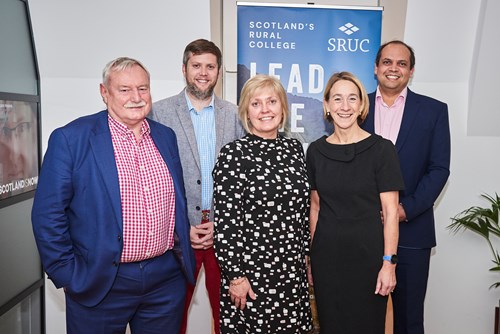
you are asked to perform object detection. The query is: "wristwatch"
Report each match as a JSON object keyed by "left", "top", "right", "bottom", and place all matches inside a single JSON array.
[{"left": 383, "top": 254, "right": 398, "bottom": 264}]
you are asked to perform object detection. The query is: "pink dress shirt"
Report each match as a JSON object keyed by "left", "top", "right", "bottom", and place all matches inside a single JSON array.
[
  {"left": 108, "top": 115, "right": 175, "bottom": 263},
  {"left": 374, "top": 87, "right": 408, "bottom": 144}
]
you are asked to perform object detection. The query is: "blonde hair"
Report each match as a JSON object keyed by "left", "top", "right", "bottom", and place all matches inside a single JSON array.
[
  {"left": 238, "top": 75, "right": 289, "bottom": 133},
  {"left": 323, "top": 71, "right": 369, "bottom": 124}
]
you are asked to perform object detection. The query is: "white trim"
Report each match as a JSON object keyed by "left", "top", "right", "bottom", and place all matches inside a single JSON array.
[{"left": 236, "top": 1, "right": 382, "bottom": 11}]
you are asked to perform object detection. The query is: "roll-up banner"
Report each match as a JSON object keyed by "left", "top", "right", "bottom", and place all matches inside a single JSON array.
[{"left": 237, "top": 2, "right": 382, "bottom": 148}]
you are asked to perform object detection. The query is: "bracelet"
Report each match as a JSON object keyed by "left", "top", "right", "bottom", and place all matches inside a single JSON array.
[{"left": 230, "top": 277, "right": 247, "bottom": 286}]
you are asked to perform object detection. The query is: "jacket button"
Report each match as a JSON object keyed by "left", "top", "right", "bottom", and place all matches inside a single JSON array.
[
  {"left": 117, "top": 235, "right": 122, "bottom": 241},
  {"left": 197, "top": 180, "right": 201, "bottom": 185},
  {"left": 196, "top": 206, "right": 201, "bottom": 211},
  {"left": 112, "top": 261, "right": 118, "bottom": 267}
]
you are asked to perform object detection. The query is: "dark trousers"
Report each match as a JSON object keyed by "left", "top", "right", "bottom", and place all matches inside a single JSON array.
[
  {"left": 65, "top": 250, "right": 186, "bottom": 334},
  {"left": 179, "top": 247, "right": 221, "bottom": 334},
  {"left": 392, "top": 247, "right": 431, "bottom": 334}
]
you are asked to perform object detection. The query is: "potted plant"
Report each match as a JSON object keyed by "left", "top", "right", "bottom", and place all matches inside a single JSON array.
[
  {"left": 448, "top": 193, "right": 500, "bottom": 288},
  {"left": 448, "top": 193, "right": 500, "bottom": 334}
]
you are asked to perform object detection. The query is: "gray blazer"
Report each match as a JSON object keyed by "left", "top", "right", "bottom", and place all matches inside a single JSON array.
[{"left": 149, "top": 89, "right": 245, "bottom": 226}]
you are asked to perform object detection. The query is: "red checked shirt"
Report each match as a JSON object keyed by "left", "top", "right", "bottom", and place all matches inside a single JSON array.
[{"left": 108, "top": 115, "right": 175, "bottom": 263}]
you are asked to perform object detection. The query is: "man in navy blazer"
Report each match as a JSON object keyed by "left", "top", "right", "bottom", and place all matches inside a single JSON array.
[
  {"left": 32, "top": 57, "right": 195, "bottom": 334},
  {"left": 361, "top": 41, "right": 450, "bottom": 334}
]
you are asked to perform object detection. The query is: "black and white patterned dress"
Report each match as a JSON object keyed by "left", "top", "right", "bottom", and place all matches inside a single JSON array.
[{"left": 213, "top": 134, "right": 312, "bottom": 334}]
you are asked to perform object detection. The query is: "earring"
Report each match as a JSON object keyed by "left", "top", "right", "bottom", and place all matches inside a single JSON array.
[{"left": 326, "top": 111, "right": 333, "bottom": 122}]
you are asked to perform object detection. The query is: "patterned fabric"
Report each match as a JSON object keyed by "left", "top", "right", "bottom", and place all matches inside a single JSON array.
[
  {"left": 108, "top": 115, "right": 175, "bottom": 263},
  {"left": 213, "top": 134, "right": 312, "bottom": 333},
  {"left": 187, "top": 93, "right": 216, "bottom": 211}
]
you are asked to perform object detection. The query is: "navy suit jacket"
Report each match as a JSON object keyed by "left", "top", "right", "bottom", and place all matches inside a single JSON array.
[
  {"left": 32, "top": 111, "right": 195, "bottom": 307},
  {"left": 361, "top": 89, "right": 451, "bottom": 248}
]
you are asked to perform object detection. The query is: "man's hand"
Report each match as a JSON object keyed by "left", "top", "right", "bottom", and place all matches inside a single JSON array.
[{"left": 190, "top": 221, "right": 214, "bottom": 249}]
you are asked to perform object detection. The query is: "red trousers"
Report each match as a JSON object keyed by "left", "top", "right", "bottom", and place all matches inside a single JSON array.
[{"left": 179, "top": 247, "right": 221, "bottom": 334}]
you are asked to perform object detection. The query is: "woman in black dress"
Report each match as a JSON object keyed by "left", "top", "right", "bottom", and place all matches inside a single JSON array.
[
  {"left": 306, "top": 72, "right": 404, "bottom": 333},
  {"left": 213, "top": 75, "right": 312, "bottom": 333}
]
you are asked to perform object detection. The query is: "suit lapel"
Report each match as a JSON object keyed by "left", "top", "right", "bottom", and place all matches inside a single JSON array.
[
  {"left": 150, "top": 121, "right": 195, "bottom": 283},
  {"left": 89, "top": 113, "right": 122, "bottom": 231},
  {"left": 175, "top": 92, "right": 201, "bottom": 170},
  {"left": 150, "top": 123, "right": 175, "bottom": 179},
  {"left": 395, "top": 89, "right": 419, "bottom": 151},
  {"left": 365, "top": 94, "right": 376, "bottom": 133},
  {"left": 214, "top": 96, "right": 227, "bottom": 158}
]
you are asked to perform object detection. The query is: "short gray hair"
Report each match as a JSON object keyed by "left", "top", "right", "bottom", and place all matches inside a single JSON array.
[{"left": 102, "top": 57, "right": 150, "bottom": 87}]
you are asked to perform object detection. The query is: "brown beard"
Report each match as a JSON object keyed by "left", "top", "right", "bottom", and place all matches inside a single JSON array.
[{"left": 186, "top": 82, "right": 215, "bottom": 101}]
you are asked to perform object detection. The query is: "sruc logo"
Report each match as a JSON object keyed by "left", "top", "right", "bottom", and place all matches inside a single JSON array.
[{"left": 327, "top": 22, "right": 370, "bottom": 52}]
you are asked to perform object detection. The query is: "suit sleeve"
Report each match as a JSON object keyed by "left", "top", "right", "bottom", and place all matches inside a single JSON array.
[
  {"left": 400, "top": 102, "right": 451, "bottom": 221},
  {"left": 31, "top": 129, "right": 75, "bottom": 288}
]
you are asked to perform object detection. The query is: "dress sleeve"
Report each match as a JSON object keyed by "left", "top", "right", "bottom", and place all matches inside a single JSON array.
[
  {"left": 293, "top": 139, "right": 311, "bottom": 256},
  {"left": 212, "top": 141, "right": 247, "bottom": 280},
  {"left": 376, "top": 140, "right": 405, "bottom": 193}
]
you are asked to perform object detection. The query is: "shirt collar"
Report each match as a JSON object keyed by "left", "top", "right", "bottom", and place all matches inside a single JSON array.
[
  {"left": 184, "top": 91, "right": 215, "bottom": 114},
  {"left": 375, "top": 86, "right": 408, "bottom": 107},
  {"left": 108, "top": 113, "right": 150, "bottom": 138}
]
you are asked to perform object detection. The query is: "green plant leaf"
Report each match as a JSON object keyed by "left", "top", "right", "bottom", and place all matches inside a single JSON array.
[
  {"left": 448, "top": 193, "right": 500, "bottom": 289},
  {"left": 490, "top": 282, "right": 500, "bottom": 290}
]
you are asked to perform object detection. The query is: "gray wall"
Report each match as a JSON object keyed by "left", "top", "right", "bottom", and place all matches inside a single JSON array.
[{"left": 28, "top": 0, "right": 500, "bottom": 333}]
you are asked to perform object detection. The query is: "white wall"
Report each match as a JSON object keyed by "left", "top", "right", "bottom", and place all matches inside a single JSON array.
[
  {"left": 468, "top": 0, "right": 500, "bottom": 136},
  {"left": 28, "top": 0, "right": 500, "bottom": 333},
  {"left": 404, "top": 0, "right": 500, "bottom": 333}
]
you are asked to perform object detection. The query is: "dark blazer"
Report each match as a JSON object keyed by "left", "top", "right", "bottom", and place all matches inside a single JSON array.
[
  {"left": 361, "top": 89, "right": 451, "bottom": 248},
  {"left": 32, "top": 111, "right": 195, "bottom": 307}
]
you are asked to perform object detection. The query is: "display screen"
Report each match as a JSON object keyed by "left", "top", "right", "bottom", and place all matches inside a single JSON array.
[{"left": 0, "top": 100, "right": 39, "bottom": 201}]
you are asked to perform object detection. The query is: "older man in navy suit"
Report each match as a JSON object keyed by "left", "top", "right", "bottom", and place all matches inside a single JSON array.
[
  {"left": 32, "top": 57, "right": 195, "bottom": 334},
  {"left": 361, "top": 40, "right": 451, "bottom": 334}
]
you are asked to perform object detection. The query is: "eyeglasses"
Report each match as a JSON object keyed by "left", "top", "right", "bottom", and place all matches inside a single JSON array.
[{"left": 1, "top": 122, "right": 32, "bottom": 141}]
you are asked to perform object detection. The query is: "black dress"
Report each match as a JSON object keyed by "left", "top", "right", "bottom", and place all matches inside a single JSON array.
[
  {"left": 306, "top": 134, "right": 404, "bottom": 333},
  {"left": 213, "top": 134, "right": 312, "bottom": 334}
]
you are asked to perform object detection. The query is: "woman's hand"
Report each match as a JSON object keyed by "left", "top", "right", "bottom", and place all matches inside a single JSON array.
[
  {"left": 375, "top": 263, "right": 396, "bottom": 296},
  {"left": 229, "top": 277, "right": 256, "bottom": 310}
]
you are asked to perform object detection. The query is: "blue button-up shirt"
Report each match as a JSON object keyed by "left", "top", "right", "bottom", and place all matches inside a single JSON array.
[{"left": 186, "top": 93, "right": 216, "bottom": 211}]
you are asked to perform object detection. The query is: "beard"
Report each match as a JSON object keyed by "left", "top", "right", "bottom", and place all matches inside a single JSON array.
[{"left": 185, "top": 80, "right": 216, "bottom": 101}]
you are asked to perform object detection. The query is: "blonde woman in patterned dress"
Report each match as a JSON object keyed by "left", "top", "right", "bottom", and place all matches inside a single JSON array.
[{"left": 213, "top": 75, "right": 312, "bottom": 333}]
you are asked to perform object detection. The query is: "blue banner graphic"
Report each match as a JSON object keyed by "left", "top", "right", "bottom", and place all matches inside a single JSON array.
[{"left": 237, "top": 3, "right": 382, "bottom": 147}]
